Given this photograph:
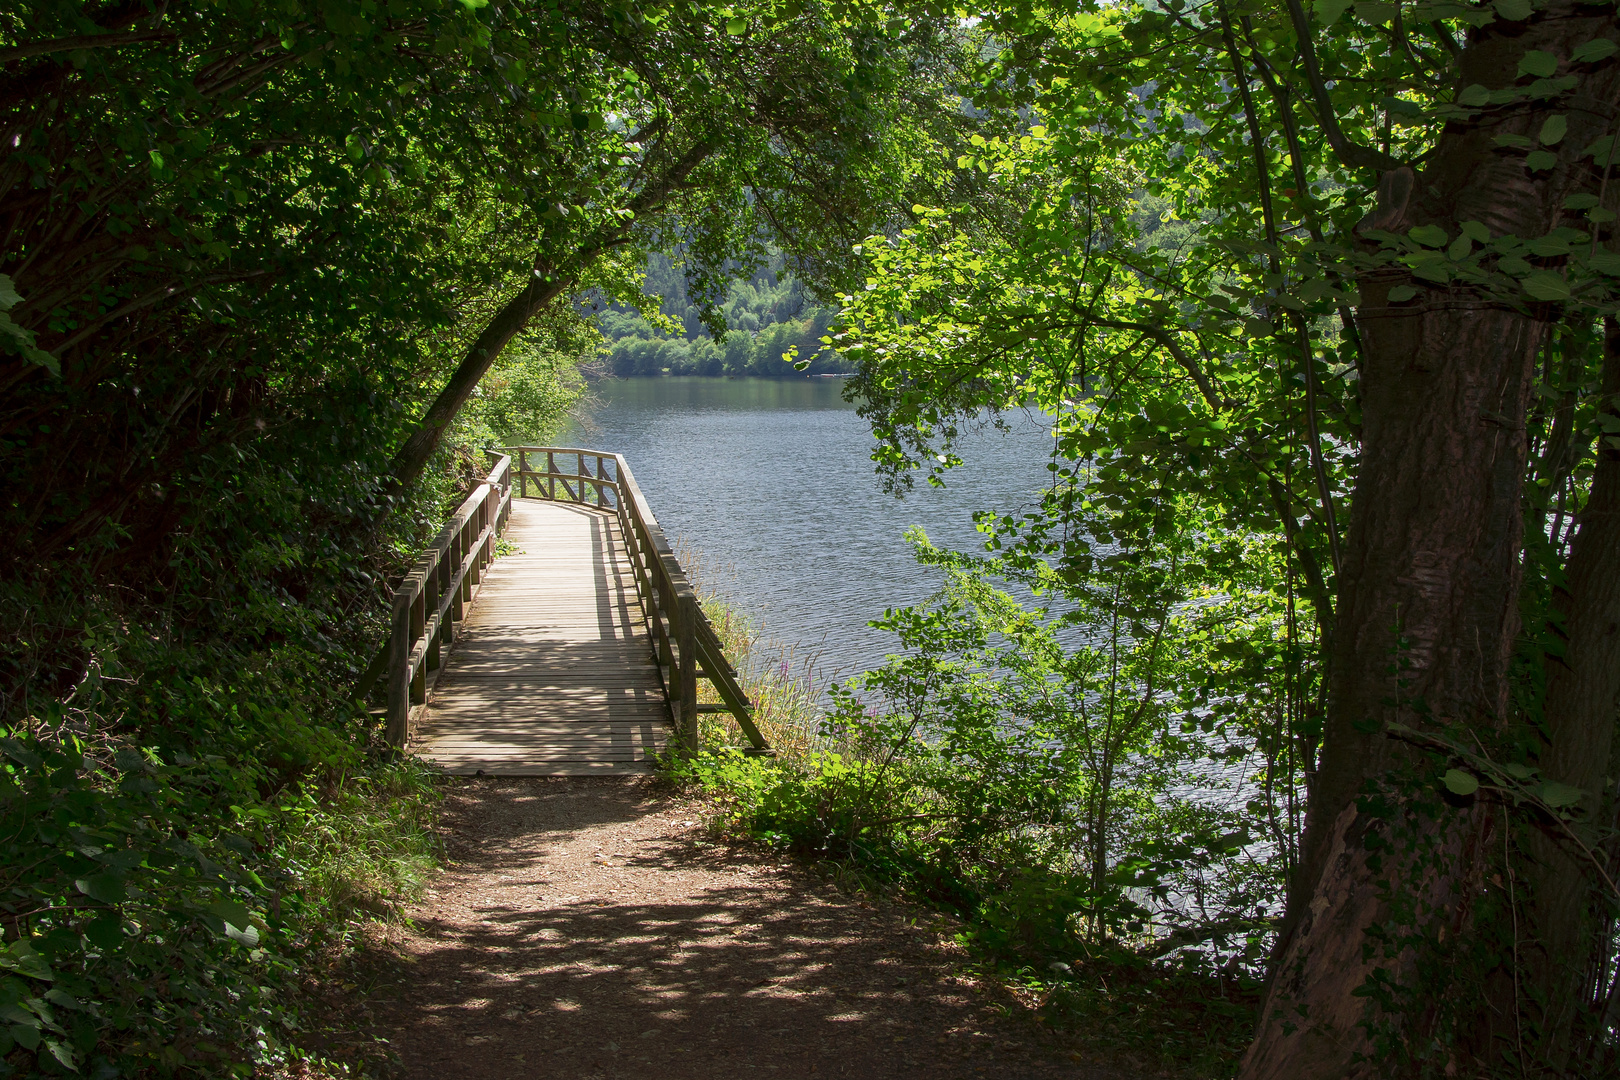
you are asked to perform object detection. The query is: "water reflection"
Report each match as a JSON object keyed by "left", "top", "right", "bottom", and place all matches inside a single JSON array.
[{"left": 559, "top": 377, "right": 1054, "bottom": 685}]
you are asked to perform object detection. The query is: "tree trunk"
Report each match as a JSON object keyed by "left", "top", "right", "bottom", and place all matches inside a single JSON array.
[
  {"left": 1519, "top": 318, "right": 1620, "bottom": 1063},
  {"left": 385, "top": 138, "right": 717, "bottom": 493},
  {"left": 385, "top": 270, "right": 571, "bottom": 492},
  {"left": 1241, "top": 9, "right": 1620, "bottom": 1074},
  {"left": 1241, "top": 300, "right": 1543, "bottom": 1079}
]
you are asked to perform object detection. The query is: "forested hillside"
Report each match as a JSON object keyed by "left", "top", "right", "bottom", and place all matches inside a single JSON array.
[{"left": 596, "top": 252, "right": 848, "bottom": 376}]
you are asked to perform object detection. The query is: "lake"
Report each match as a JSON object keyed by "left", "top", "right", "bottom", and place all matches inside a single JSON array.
[{"left": 559, "top": 377, "right": 1056, "bottom": 687}]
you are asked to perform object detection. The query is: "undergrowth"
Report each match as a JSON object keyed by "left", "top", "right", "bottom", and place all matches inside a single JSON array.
[
  {"left": 0, "top": 444, "right": 487, "bottom": 1078},
  {"left": 670, "top": 560, "right": 1268, "bottom": 1076},
  {"left": 671, "top": 747, "right": 1258, "bottom": 1074}
]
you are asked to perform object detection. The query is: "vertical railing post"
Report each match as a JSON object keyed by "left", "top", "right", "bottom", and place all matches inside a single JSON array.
[
  {"left": 471, "top": 493, "right": 484, "bottom": 586},
  {"left": 409, "top": 588, "right": 426, "bottom": 705},
  {"left": 453, "top": 520, "right": 467, "bottom": 619},
  {"left": 424, "top": 561, "right": 441, "bottom": 674},
  {"left": 385, "top": 590, "right": 412, "bottom": 747},
  {"left": 519, "top": 449, "right": 528, "bottom": 499},
  {"left": 676, "top": 592, "right": 698, "bottom": 754}
]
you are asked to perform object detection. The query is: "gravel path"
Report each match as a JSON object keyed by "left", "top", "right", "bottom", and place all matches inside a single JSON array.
[{"left": 362, "top": 777, "right": 1129, "bottom": 1079}]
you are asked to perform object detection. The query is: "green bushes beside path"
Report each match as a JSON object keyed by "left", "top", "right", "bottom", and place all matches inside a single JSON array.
[
  {"left": 669, "top": 535, "right": 1294, "bottom": 1074},
  {"left": 0, "top": 721, "right": 443, "bottom": 1078}
]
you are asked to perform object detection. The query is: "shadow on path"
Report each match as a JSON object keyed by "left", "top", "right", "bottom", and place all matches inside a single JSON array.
[{"left": 361, "top": 778, "right": 1127, "bottom": 1080}]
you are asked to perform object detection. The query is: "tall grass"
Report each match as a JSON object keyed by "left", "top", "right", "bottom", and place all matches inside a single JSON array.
[
  {"left": 674, "top": 542, "right": 826, "bottom": 759},
  {"left": 272, "top": 757, "right": 445, "bottom": 931}
]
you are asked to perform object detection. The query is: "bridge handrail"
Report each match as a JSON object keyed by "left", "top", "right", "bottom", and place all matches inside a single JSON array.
[
  {"left": 505, "top": 446, "right": 769, "bottom": 755},
  {"left": 381, "top": 451, "right": 513, "bottom": 746}
]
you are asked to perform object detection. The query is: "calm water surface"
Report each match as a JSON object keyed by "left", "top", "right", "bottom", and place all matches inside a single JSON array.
[{"left": 559, "top": 377, "right": 1054, "bottom": 685}]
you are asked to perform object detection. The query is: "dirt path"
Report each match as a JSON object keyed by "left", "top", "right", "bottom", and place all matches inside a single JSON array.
[{"left": 360, "top": 778, "right": 1132, "bottom": 1079}]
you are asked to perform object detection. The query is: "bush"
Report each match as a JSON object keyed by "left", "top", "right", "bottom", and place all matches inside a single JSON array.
[{"left": 0, "top": 704, "right": 442, "bottom": 1076}]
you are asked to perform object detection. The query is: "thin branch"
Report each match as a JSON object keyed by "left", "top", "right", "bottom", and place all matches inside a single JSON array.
[
  {"left": 0, "top": 29, "right": 176, "bottom": 66},
  {"left": 1278, "top": 0, "right": 1404, "bottom": 171}
]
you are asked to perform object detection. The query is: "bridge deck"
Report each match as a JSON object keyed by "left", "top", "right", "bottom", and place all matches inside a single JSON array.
[{"left": 411, "top": 498, "right": 670, "bottom": 775}]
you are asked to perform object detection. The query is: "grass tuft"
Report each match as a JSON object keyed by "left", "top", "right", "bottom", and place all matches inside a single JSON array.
[{"left": 272, "top": 757, "right": 444, "bottom": 931}]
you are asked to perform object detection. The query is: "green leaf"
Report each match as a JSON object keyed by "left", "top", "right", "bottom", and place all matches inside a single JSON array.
[
  {"left": 1588, "top": 250, "right": 1620, "bottom": 274},
  {"left": 11, "top": 1024, "right": 39, "bottom": 1052},
  {"left": 1412, "top": 261, "right": 1452, "bottom": 283},
  {"left": 1315, "top": 0, "right": 1354, "bottom": 22},
  {"left": 0, "top": 275, "right": 21, "bottom": 311},
  {"left": 1494, "top": 132, "right": 1535, "bottom": 150},
  {"left": 1447, "top": 236, "right": 1473, "bottom": 261},
  {"left": 1354, "top": 1, "right": 1395, "bottom": 22},
  {"left": 83, "top": 915, "right": 122, "bottom": 952},
  {"left": 44, "top": 1037, "right": 77, "bottom": 1071},
  {"left": 1387, "top": 284, "right": 1417, "bottom": 302},
  {"left": 74, "top": 874, "right": 124, "bottom": 905},
  {"left": 1493, "top": 0, "right": 1532, "bottom": 19},
  {"left": 1408, "top": 224, "right": 1448, "bottom": 248},
  {"left": 1526, "top": 149, "right": 1558, "bottom": 171},
  {"left": 726, "top": 16, "right": 747, "bottom": 33},
  {"left": 1527, "top": 235, "right": 1571, "bottom": 256},
  {"left": 207, "top": 899, "right": 258, "bottom": 942},
  {"left": 1460, "top": 220, "right": 1491, "bottom": 243},
  {"left": 225, "top": 921, "right": 260, "bottom": 946},
  {"left": 1585, "top": 135, "right": 1617, "bottom": 162},
  {"left": 455, "top": 0, "right": 489, "bottom": 8},
  {"left": 1565, "top": 193, "right": 1602, "bottom": 209},
  {"left": 1519, "top": 51, "right": 1559, "bottom": 79},
  {"left": 1572, "top": 38, "right": 1619, "bottom": 64},
  {"left": 0, "top": 313, "right": 59, "bottom": 376},
  {"left": 1539, "top": 781, "right": 1584, "bottom": 807},
  {"left": 1523, "top": 270, "right": 1571, "bottom": 300},
  {"left": 1443, "top": 769, "right": 1479, "bottom": 796},
  {"left": 1539, "top": 114, "right": 1568, "bottom": 145},
  {"left": 1456, "top": 84, "right": 1490, "bottom": 107},
  {"left": 0, "top": 941, "right": 54, "bottom": 982}
]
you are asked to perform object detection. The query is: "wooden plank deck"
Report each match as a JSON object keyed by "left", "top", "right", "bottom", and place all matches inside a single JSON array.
[{"left": 411, "top": 498, "right": 670, "bottom": 775}]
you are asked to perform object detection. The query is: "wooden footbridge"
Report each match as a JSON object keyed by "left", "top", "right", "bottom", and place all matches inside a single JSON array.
[{"left": 364, "top": 449, "right": 768, "bottom": 775}]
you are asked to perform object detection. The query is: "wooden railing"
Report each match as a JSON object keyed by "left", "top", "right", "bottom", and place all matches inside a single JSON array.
[
  {"left": 507, "top": 446, "right": 771, "bottom": 756},
  {"left": 381, "top": 451, "right": 514, "bottom": 746}
]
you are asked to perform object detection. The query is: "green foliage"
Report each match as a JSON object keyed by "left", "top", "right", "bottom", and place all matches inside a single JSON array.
[
  {"left": 0, "top": 0, "right": 984, "bottom": 1073},
  {"left": 598, "top": 252, "right": 849, "bottom": 376},
  {"left": 674, "top": 522, "right": 1317, "bottom": 1069},
  {"left": 0, "top": 707, "right": 443, "bottom": 1077},
  {"left": 0, "top": 732, "right": 285, "bottom": 1077},
  {"left": 452, "top": 313, "right": 596, "bottom": 449}
]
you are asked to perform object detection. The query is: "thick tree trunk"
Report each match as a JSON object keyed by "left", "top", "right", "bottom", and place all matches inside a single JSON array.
[
  {"left": 385, "top": 138, "right": 717, "bottom": 493},
  {"left": 385, "top": 270, "right": 571, "bottom": 492},
  {"left": 1519, "top": 318, "right": 1620, "bottom": 1062},
  {"left": 1241, "top": 300, "right": 1543, "bottom": 1080},
  {"left": 1242, "top": 11, "right": 1620, "bottom": 1074}
]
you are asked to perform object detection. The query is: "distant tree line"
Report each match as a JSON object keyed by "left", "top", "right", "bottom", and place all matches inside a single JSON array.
[{"left": 594, "top": 252, "right": 849, "bottom": 377}]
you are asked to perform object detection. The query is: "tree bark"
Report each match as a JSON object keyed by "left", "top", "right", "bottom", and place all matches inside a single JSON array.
[
  {"left": 1241, "top": 298, "right": 1543, "bottom": 1080},
  {"left": 1518, "top": 318, "right": 1620, "bottom": 1063},
  {"left": 1241, "top": 8, "right": 1620, "bottom": 1075},
  {"left": 384, "top": 138, "right": 717, "bottom": 494},
  {"left": 384, "top": 268, "right": 573, "bottom": 493}
]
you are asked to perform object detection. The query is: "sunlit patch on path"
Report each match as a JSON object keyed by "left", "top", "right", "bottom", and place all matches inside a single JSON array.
[{"left": 362, "top": 778, "right": 1130, "bottom": 1079}]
